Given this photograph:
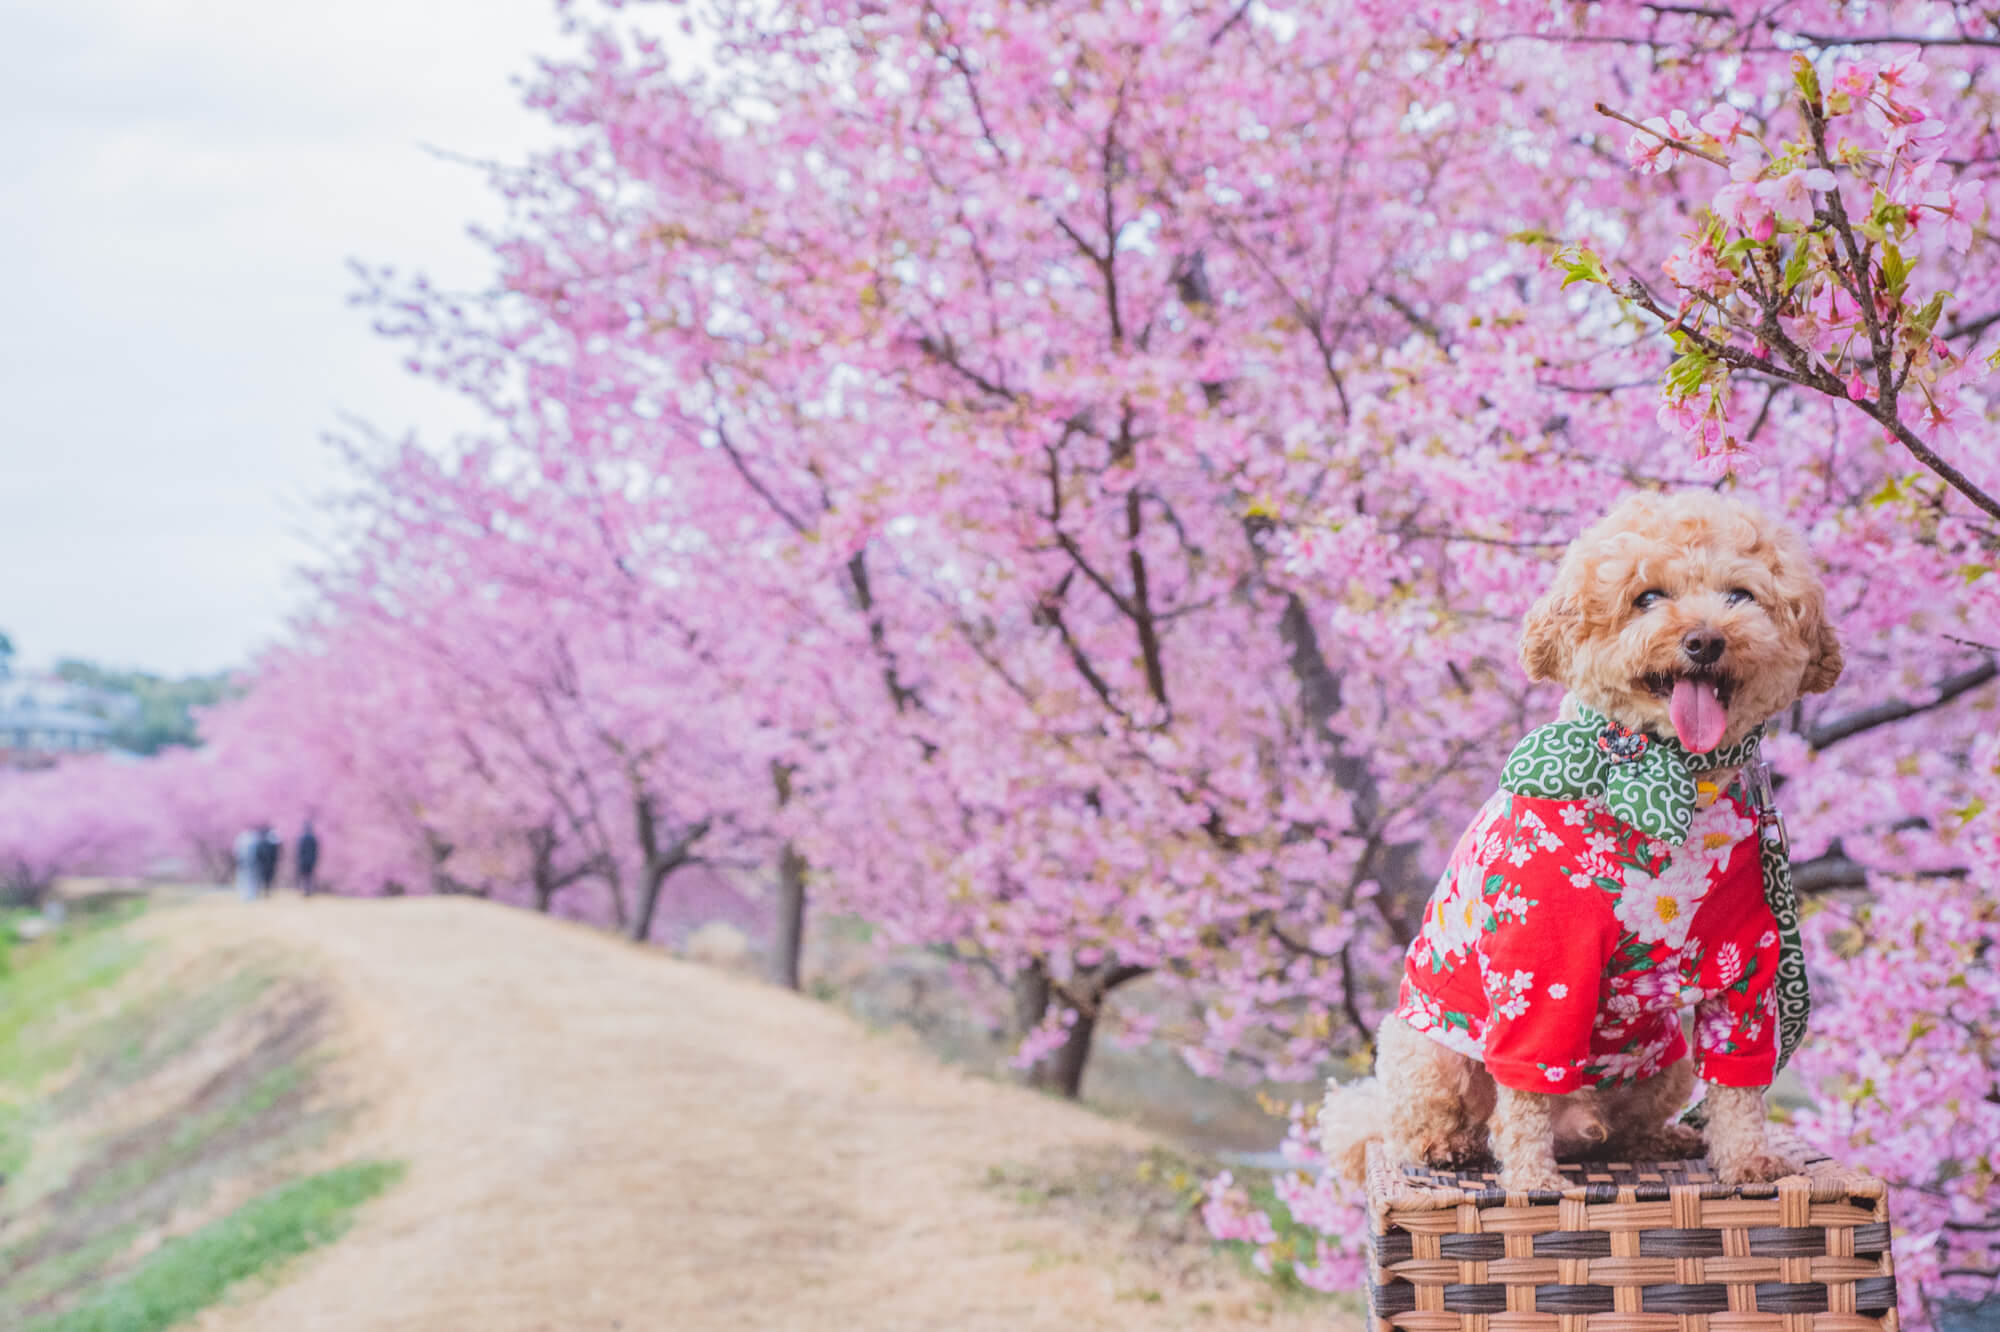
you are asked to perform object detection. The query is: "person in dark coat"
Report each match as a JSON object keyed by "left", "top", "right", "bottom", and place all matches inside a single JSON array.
[
  {"left": 253, "top": 825, "right": 281, "bottom": 897},
  {"left": 295, "top": 821, "right": 320, "bottom": 897}
]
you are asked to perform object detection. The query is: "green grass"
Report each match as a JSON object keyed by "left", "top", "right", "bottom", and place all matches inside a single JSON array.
[
  {"left": 25, "top": 1159, "right": 404, "bottom": 1332},
  {"left": 0, "top": 905, "right": 149, "bottom": 1177},
  {"left": 73, "top": 1061, "right": 312, "bottom": 1211},
  {"left": 1, "top": 1227, "right": 141, "bottom": 1313},
  {"left": 0, "top": 901, "right": 362, "bottom": 1329}
]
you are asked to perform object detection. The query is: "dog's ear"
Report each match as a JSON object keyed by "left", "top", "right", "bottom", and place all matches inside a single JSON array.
[
  {"left": 1801, "top": 610, "right": 1843, "bottom": 694},
  {"left": 1519, "top": 585, "right": 1578, "bottom": 684}
]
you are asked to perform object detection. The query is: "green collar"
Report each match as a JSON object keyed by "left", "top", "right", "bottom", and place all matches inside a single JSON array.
[{"left": 1499, "top": 705, "right": 1764, "bottom": 844}]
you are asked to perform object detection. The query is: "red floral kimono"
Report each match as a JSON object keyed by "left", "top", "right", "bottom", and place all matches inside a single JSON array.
[{"left": 1394, "top": 787, "right": 1782, "bottom": 1093}]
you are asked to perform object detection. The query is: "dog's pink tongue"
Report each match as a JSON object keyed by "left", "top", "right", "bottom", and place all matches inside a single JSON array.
[{"left": 1669, "top": 677, "right": 1728, "bottom": 753}]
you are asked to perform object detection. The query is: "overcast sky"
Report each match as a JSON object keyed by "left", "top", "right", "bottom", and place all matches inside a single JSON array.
[{"left": 2, "top": 1, "right": 574, "bottom": 675}]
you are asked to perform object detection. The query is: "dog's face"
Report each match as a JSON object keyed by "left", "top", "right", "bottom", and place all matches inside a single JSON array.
[{"left": 1520, "top": 492, "right": 1842, "bottom": 753}]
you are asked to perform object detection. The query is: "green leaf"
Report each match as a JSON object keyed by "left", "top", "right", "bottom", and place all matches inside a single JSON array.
[
  {"left": 1555, "top": 245, "right": 1610, "bottom": 289},
  {"left": 1867, "top": 475, "right": 1909, "bottom": 507},
  {"left": 1782, "top": 241, "right": 1810, "bottom": 292},
  {"left": 1879, "top": 245, "right": 1910, "bottom": 299},
  {"left": 1911, "top": 290, "right": 1951, "bottom": 337},
  {"left": 1793, "top": 54, "right": 1822, "bottom": 106}
]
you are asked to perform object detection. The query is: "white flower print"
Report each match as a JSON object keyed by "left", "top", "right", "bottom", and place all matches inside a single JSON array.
[
  {"left": 1586, "top": 831, "right": 1619, "bottom": 858},
  {"left": 1613, "top": 854, "right": 1713, "bottom": 950},
  {"left": 1492, "top": 969, "right": 1537, "bottom": 1021},
  {"left": 1696, "top": 999, "right": 1736, "bottom": 1049},
  {"left": 1492, "top": 889, "right": 1533, "bottom": 924},
  {"left": 1547, "top": 982, "right": 1569, "bottom": 999},
  {"left": 1684, "top": 801, "right": 1754, "bottom": 867},
  {"left": 1424, "top": 860, "right": 1492, "bottom": 961},
  {"left": 1569, "top": 871, "right": 1595, "bottom": 890},
  {"left": 1544, "top": 1066, "right": 1568, "bottom": 1083},
  {"left": 1593, "top": 1032, "right": 1681, "bottom": 1084},
  {"left": 1758, "top": 929, "right": 1777, "bottom": 950},
  {"left": 1715, "top": 942, "right": 1744, "bottom": 988},
  {"left": 1559, "top": 804, "right": 1589, "bottom": 827},
  {"left": 1405, "top": 991, "right": 1447, "bottom": 1030},
  {"left": 1609, "top": 966, "right": 1679, "bottom": 1013},
  {"left": 1507, "top": 841, "right": 1535, "bottom": 867}
]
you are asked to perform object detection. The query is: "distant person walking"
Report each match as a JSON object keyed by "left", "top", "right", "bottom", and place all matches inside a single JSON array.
[
  {"left": 234, "top": 828, "right": 261, "bottom": 902},
  {"left": 295, "top": 820, "right": 320, "bottom": 897},
  {"left": 254, "top": 825, "right": 281, "bottom": 898}
]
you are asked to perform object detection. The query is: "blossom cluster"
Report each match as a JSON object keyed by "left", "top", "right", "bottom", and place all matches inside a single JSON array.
[{"left": 8, "top": 2, "right": 1996, "bottom": 1321}]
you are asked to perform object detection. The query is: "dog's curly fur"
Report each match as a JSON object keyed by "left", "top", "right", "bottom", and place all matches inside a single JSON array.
[{"left": 1321, "top": 491, "right": 1843, "bottom": 1191}]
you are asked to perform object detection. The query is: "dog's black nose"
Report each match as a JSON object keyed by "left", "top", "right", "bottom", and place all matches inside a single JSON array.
[{"left": 1681, "top": 627, "right": 1725, "bottom": 665}]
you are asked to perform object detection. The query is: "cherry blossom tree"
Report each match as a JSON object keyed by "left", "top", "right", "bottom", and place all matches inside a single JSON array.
[
  {"left": 372, "top": 0, "right": 1986, "bottom": 1306},
  {"left": 12, "top": 0, "right": 1996, "bottom": 1314}
]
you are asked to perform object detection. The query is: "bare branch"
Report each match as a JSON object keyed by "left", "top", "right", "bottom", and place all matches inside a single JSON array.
[
  {"left": 1790, "top": 31, "right": 2000, "bottom": 50},
  {"left": 1806, "top": 659, "right": 1999, "bottom": 748},
  {"left": 1594, "top": 102, "right": 1729, "bottom": 166}
]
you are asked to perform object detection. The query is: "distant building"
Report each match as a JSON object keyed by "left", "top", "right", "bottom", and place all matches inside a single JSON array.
[
  {"left": 0, "top": 705, "right": 114, "bottom": 759},
  {"left": 0, "top": 674, "right": 129, "bottom": 765}
]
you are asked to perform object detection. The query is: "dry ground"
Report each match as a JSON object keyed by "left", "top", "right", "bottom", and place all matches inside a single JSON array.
[{"left": 133, "top": 894, "right": 1349, "bottom": 1332}]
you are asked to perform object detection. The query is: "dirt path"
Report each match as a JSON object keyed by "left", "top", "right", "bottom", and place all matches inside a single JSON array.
[{"left": 145, "top": 896, "right": 1344, "bottom": 1332}]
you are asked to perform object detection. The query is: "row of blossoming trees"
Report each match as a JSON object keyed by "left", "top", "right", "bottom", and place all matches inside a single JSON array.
[{"left": 4, "top": 0, "right": 1996, "bottom": 1314}]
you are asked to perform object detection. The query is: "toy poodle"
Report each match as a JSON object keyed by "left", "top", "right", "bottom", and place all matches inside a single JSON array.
[{"left": 1320, "top": 490, "right": 1843, "bottom": 1191}]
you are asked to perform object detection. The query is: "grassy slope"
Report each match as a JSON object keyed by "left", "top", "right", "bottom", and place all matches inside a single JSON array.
[
  {"left": 29, "top": 1161, "right": 403, "bottom": 1332},
  {"left": 0, "top": 899, "right": 398, "bottom": 1330}
]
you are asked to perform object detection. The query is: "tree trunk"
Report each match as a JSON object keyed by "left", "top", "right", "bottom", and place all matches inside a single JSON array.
[
  {"left": 529, "top": 829, "right": 557, "bottom": 913},
  {"left": 770, "top": 842, "right": 807, "bottom": 990},
  {"left": 627, "top": 796, "right": 711, "bottom": 944},
  {"left": 1011, "top": 963, "right": 1098, "bottom": 1100},
  {"left": 604, "top": 866, "right": 629, "bottom": 931},
  {"left": 1039, "top": 1007, "right": 1099, "bottom": 1099},
  {"left": 1010, "top": 960, "right": 1147, "bottom": 1100},
  {"left": 628, "top": 864, "right": 667, "bottom": 943},
  {"left": 1012, "top": 963, "right": 1052, "bottom": 1043}
]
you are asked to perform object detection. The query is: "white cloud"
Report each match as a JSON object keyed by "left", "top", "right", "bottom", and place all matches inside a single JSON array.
[{"left": 0, "top": 0, "right": 571, "bottom": 674}]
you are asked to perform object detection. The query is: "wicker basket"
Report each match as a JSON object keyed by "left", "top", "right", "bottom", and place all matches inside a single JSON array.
[{"left": 1366, "top": 1141, "right": 1899, "bottom": 1330}]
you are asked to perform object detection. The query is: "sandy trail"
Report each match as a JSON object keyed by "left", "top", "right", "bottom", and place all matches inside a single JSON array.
[{"left": 148, "top": 895, "right": 1341, "bottom": 1332}]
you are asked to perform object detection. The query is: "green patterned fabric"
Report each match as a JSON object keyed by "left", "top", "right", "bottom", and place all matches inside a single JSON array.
[
  {"left": 1500, "top": 705, "right": 1763, "bottom": 844},
  {"left": 1757, "top": 814, "right": 1810, "bottom": 1072},
  {"left": 1500, "top": 705, "right": 1809, "bottom": 1072}
]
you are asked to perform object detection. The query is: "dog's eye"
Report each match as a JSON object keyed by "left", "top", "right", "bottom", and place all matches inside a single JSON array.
[
  {"left": 1725, "top": 588, "right": 1757, "bottom": 607},
  {"left": 1633, "top": 589, "right": 1667, "bottom": 611}
]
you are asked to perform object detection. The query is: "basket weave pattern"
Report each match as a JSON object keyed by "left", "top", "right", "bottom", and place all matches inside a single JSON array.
[{"left": 1366, "top": 1143, "right": 1899, "bottom": 1330}]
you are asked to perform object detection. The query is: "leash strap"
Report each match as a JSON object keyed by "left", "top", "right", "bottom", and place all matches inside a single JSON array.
[{"left": 1744, "top": 758, "right": 1811, "bottom": 1072}]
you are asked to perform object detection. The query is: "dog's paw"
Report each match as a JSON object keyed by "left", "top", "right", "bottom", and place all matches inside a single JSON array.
[
  {"left": 1404, "top": 1126, "right": 1487, "bottom": 1171},
  {"left": 1499, "top": 1162, "right": 1567, "bottom": 1193},
  {"left": 1714, "top": 1150, "right": 1804, "bottom": 1186},
  {"left": 1422, "top": 1127, "right": 1492, "bottom": 1169}
]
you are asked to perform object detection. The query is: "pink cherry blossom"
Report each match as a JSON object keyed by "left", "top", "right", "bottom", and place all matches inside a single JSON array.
[
  {"left": 8, "top": 5, "right": 1997, "bottom": 1320},
  {"left": 1755, "top": 167, "right": 1836, "bottom": 226}
]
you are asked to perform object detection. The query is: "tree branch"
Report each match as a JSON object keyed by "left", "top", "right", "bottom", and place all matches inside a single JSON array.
[
  {"left": 1806, "top": 659, "right": 1998, "bottom": 748},
  {"left": 1594, "top": 102, "right": 1729, "bottom": 166}
]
